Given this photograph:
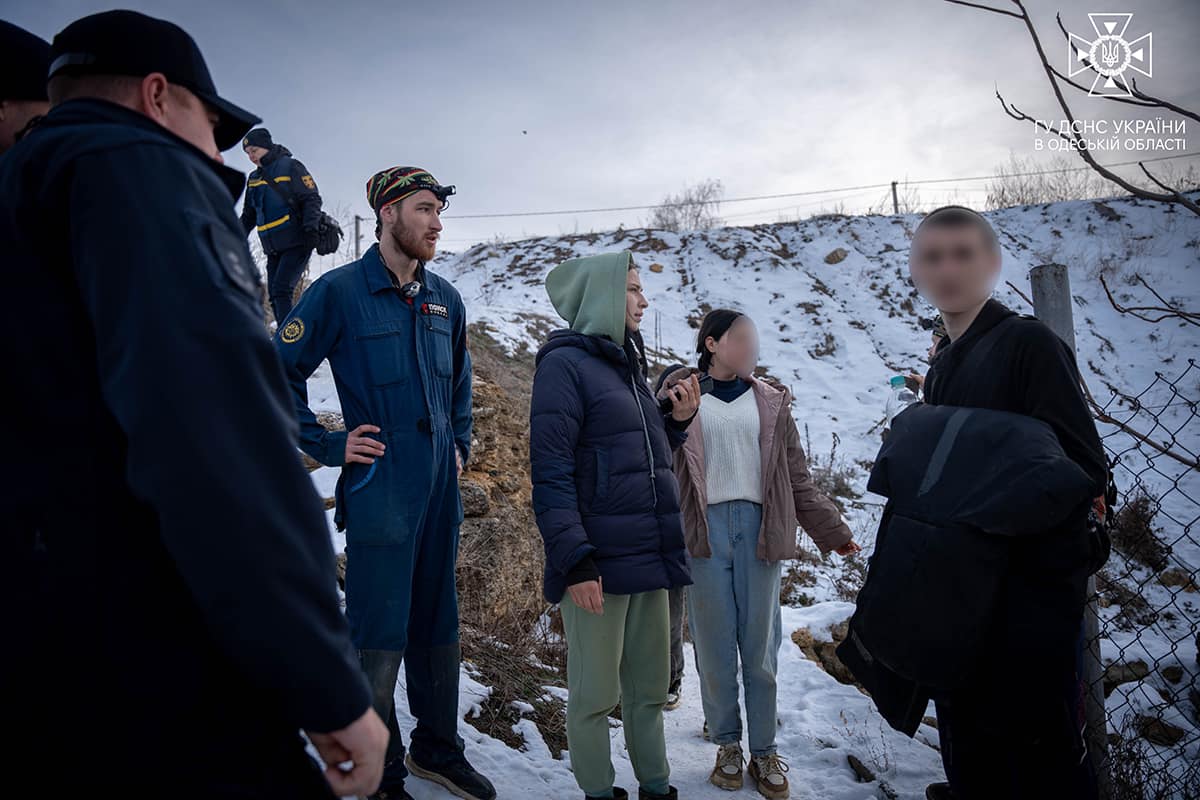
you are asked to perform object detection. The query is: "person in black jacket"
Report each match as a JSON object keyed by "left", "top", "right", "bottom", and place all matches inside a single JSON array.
[
  {"left": 910, "top": 206, "right": 1106, "bottom": 800},
  {"left": 0, "top": 21, "right": 51, "bottom": 155},
  {"left": 239, "top": 126, "right": 323, "bottom": 324},
  {"left": 0, "top": 11, "right": 387, "bottom": 798}
]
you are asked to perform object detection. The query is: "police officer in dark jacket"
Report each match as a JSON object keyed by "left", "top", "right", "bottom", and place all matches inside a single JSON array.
[
  {"left": 847, "top": 206, "right": 1106, "bottom": 800},
  {"left": 240, "top": 126, "right": 323, "bottom": 323},
  {"left": 0, "top": 10, "right": 387, "bottom": 797},
  {"left": 0, "top": 20, "right": 51, "bottom": 154}
]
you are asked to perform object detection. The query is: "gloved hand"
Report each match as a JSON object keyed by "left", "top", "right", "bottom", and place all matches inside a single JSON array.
[{"left": 303, "top": 227, "right": 320, "bottom": 249}]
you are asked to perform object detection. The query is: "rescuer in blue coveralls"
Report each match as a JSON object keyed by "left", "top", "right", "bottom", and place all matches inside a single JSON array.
[{"left": 275, "top": 167, "right": 495, "bottom": 800}]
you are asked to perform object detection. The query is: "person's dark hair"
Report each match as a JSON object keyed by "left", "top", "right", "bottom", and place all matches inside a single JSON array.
[
  {"left": 914, "top": 205, "right": 999, "bottom": 252},
  {"left": 696, "top": 308, "right": 744, "bottom": 372},
  {"left": 47, "top": 73, "right": 144, "bottom": 106}
]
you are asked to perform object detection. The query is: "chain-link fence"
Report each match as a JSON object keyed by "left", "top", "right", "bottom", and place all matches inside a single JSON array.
[{"left": 1087, "top": 357, "right": 1200, "bottom": 799}]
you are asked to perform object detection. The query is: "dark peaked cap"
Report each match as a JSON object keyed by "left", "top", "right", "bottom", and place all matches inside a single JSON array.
[{"left": 48, "top": 9, "right": 259, "bottom": 150}]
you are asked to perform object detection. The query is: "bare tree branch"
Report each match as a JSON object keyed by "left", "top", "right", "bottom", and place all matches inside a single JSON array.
[
  {"left": 943, "top": 0, "right": 1021, "bottom": 18},
  {"left": 946, "top": 0, "right": 1200, "bottom": 217},
  {"left": 1100, "top": 273, "right": 1200, "bottom": 326}
]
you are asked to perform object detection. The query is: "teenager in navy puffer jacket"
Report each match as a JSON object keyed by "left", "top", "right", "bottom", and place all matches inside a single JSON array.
[{"left": 530, "top": 250, "right": 696, "bottom": 800}]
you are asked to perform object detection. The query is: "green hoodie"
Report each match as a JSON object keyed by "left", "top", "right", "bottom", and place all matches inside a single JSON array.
[{"left": 545, "top": 251, "right": 631, "bottom": 345}]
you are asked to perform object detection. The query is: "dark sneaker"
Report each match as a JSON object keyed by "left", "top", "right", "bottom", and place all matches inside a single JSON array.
[
  {"left": 664, "top": 680, "right": 682, "bottom": 711},
  {"left": 404, "top": 753, "right": 496, "bottom": 800},
  {"left": 748, "top": 753, "right": 790, "bottom": 799},
  {"left": 638, "top": 787, "right": 678, "bottom": 800}
]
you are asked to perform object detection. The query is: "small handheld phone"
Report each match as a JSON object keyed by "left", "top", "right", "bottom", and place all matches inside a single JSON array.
[{"left": 658, "top": 370, "right": 714, "bottom": 412}]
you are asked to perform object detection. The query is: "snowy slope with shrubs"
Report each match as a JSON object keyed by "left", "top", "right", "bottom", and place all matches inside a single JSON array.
[{"left": 302, "top": 193, "right": 1199, "bottom": 797}]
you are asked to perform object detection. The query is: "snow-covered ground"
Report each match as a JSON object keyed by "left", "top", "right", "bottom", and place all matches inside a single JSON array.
[
  {"left": 375, "top": 604, "right": 945, "bottom": 800},
  {"left": 302, "top": 193, "right": 1200, "bottom": 797}
]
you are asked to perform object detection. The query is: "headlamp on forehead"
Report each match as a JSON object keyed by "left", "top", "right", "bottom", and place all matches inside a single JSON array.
[{"left": 432, "top": 183, "right": 455, "bottom": 209}]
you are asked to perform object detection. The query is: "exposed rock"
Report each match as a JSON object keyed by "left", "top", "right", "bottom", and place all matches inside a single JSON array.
[
  {"left": 791, "top": 622, "right": 862, "bottom": 690},
  {"left": 1160, "top": 664, "right": 1184, "bottom": 684},
  {"left": 452, "top": 324, "right": 547, "bottom": 635},
  {"left": 1103, "top": 659, "right": 1150, "bottom": 697},
  {"left": 824, "top": 247, "right": 848, "bottom": 265},
  {"left": 1158, "top": 567, "right": 1198, "bottom": 592},
  {"left": 846, "top": 753, "right": 874, "bottom": 782},
  {"left": 459, "top": 478, "right": 491, "bottom": 517},
  {"left": 460, "top": 515, "right": 506, "bottom": 542},
  {"left": 648, "top": 262, "right": 664, "bottom": 273},
  {"left": 1136, "top": 715, "right": 1185, "bottom": 746}
]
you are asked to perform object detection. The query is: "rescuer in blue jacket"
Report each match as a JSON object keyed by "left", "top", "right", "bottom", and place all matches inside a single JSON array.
[
  {"left": 275, "top": 166, "right": 495, "bottom": 800},
  {"left": 239, "top": 127, "right": 323, "bottom": 324}
]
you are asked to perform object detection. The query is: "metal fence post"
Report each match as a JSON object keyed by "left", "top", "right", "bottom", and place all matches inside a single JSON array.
[{"left": 1029, "top": 262, "right": 1111, "bottom": 799}]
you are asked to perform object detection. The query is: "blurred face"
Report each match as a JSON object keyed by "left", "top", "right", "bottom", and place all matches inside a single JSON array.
[
  {"left": 0, "top": 99, "right": 50, "bottom": 154},
  {"left": 243, "top": 144, "right": 268, "bottom": 165},
  {"left": 909, "top": 224, "right": 1001, "bottom": 314},
  {"left": 380, "top": 189, "right": 443, "bottom": 262},
  {"left": 626, "top": 268, "right": 648, "bottom": 331},
  {"left": 706, "top": 316, "right": 759, "bottom": 377}
]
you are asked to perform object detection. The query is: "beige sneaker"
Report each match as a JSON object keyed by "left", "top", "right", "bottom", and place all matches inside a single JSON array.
[
  {"left": 748, "top": 753, "right": 790, "bottom": 799},
  {"left": 710, "top": 743, "right": 744, "bottom": 790}
]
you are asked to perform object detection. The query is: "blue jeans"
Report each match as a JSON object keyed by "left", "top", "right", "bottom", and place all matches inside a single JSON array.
[{"left": 687, "top": 499, "right": 782, "bottom": 756}]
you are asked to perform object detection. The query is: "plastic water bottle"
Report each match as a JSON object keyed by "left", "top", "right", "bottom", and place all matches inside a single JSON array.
[{"left": 885, "top": 375, "right": 919, "bottom": 428}]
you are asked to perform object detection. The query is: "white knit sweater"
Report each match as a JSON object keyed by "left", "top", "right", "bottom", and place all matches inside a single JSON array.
[{"left": 700, "top": 389, "right": 763, "bottom": 505}]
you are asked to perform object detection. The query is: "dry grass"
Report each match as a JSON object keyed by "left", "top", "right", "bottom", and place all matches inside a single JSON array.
[
  {"left": 1109, "top": 489, "right": 1171, "bottom": 572},
  {"left": 454, "top": 324, "right": 570, "bottom": 753}
]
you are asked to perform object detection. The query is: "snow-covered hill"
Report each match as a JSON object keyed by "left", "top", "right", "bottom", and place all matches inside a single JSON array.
[{"left": 442, "top": 195, "right": 1198, "bottom": 491}]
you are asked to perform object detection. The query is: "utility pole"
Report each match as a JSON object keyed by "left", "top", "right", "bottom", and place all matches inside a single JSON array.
[
  {"left": 354, "top": 214, "right": 367, "bottom": 259},
  {"left": 891, "top": 181, "right": 899, "bottom": 215},
  {"left": 1029, "top": 262, "right": 1111, "bottom": 799}
]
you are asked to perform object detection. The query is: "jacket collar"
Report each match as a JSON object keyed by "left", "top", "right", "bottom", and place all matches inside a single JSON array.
[
  {"left": 934, "top": 298, "right": 1017, "bottom": 360},
  {"left": 39, "top": 98, "right": 248, "bottom": 201},
  {"left": 363, "top": 243, "right": 426, "bottom": 295},
  {"left": 536, "top": 329, "right": 630, "bottom": 369},
  {"left": 749, "top": 375, "right": 788, "bottom": 418}
]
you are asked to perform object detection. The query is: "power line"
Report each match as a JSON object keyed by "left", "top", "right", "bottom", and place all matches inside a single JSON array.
[{"left": 443, "top": 152, "right": 1199, "bottom": 220}]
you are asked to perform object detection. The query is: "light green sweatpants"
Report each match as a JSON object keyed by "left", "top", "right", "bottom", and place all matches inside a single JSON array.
[{"left": 561, "top": 588, "right": 671, "bottom": 797}]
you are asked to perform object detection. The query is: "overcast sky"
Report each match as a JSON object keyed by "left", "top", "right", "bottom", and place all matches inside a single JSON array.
[{"left": 8, "top": 0, "right": 1200, "bottom": 249}]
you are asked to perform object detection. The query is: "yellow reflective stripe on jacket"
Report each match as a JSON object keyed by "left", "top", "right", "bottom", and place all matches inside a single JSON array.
[
  {"left": 248, "top": 179, "right": 267, "bottom": 187},
  {"left": 248, "top": 176, "right": 290, "bottom": 187},
  {"left": 273, "top": 176, "right": 291, "bottom": 182},
  {"left": 257, "top": 214, "right": 291, "bottom": 232}
]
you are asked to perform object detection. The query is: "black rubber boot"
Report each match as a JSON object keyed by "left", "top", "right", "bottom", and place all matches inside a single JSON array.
[
  {"left": 586, "top": 788, "right": 629, "bottom": 800},
  {"left": 639, "top": 786, "right": 678, "bottom": 800}
]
